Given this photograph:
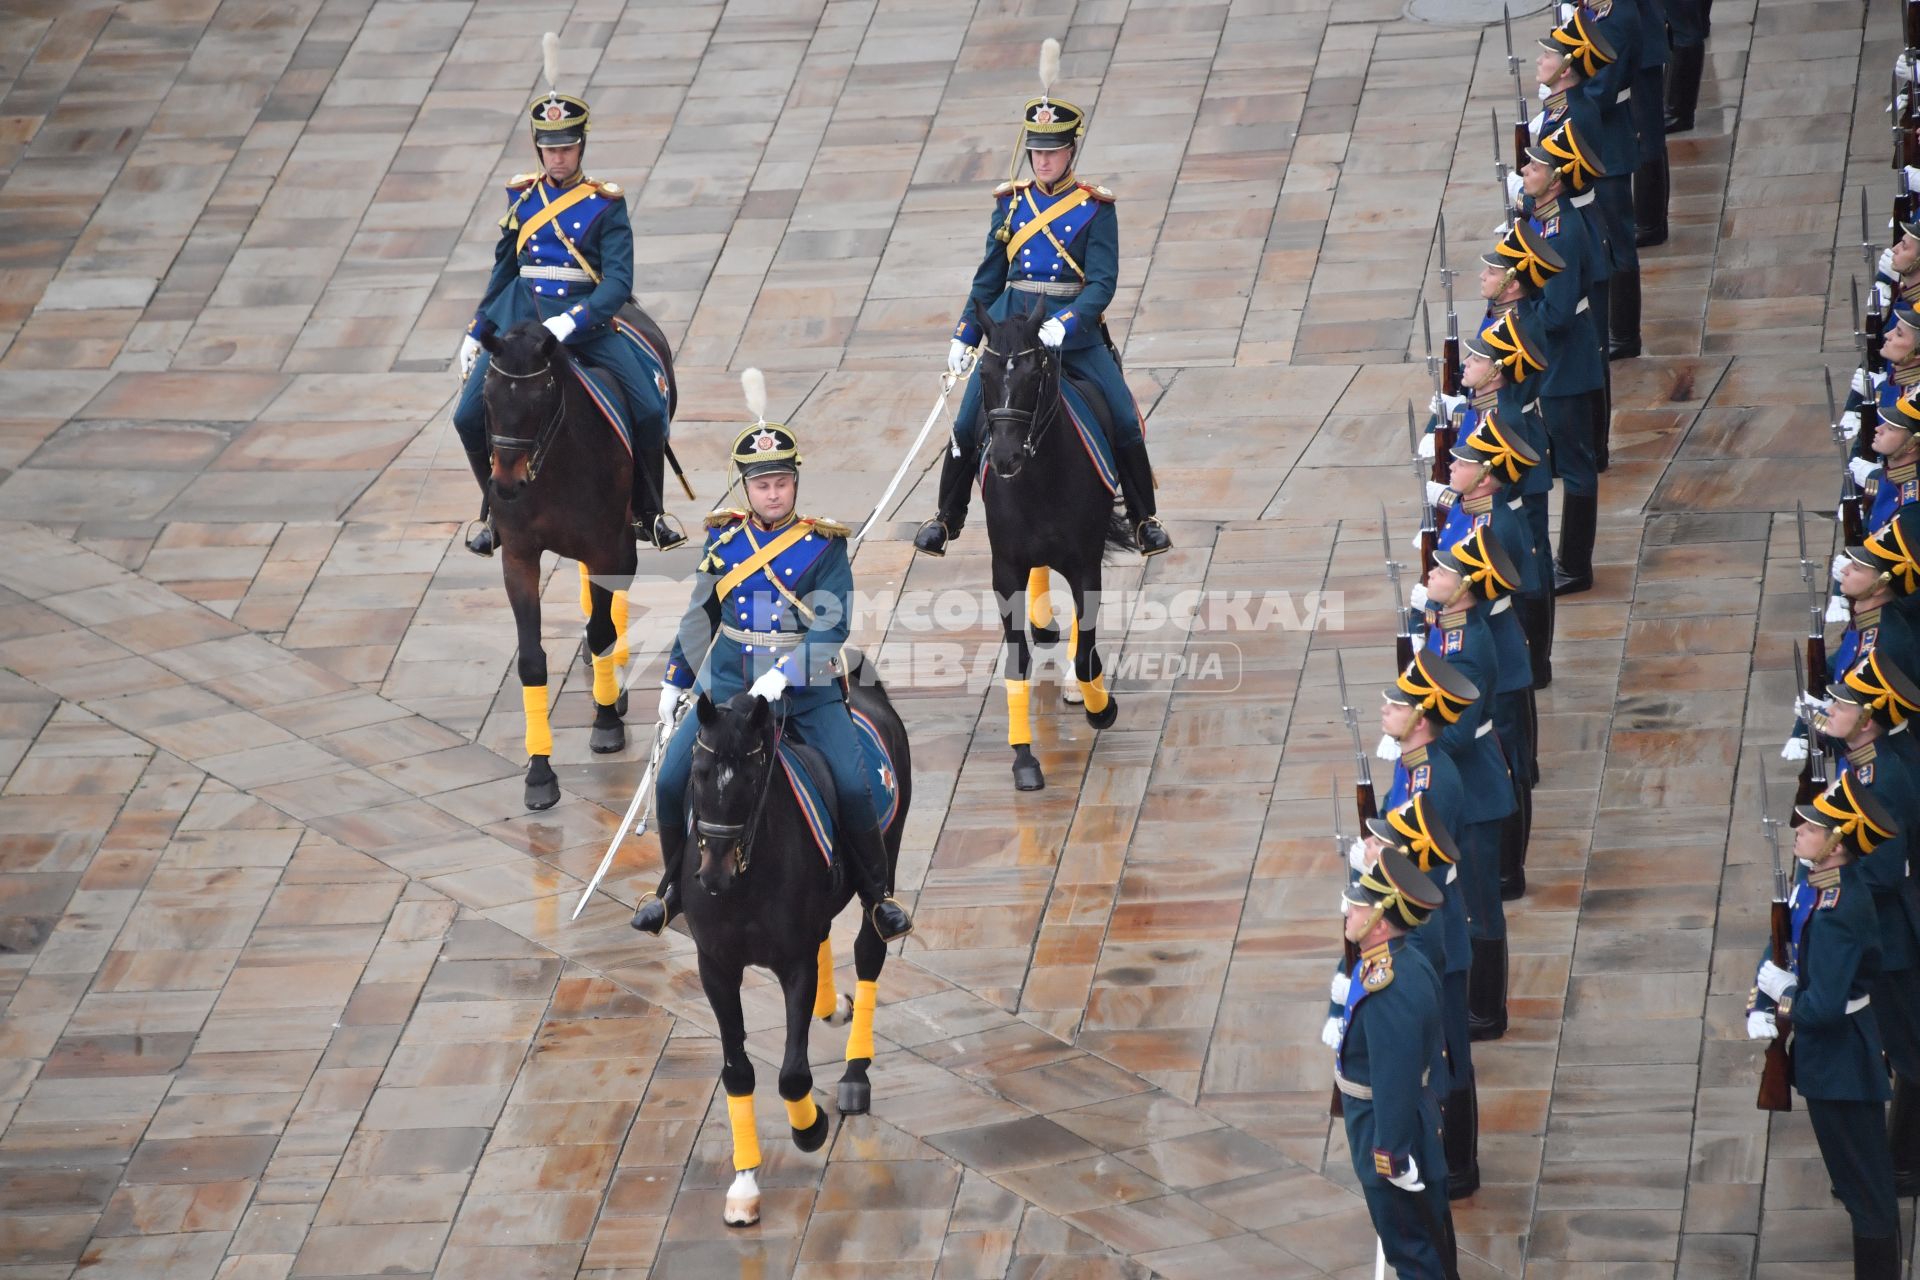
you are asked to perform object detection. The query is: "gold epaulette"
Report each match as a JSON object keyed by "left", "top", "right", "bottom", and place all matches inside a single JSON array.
[
  {"left": 1078, "top": 180, "right": 1115, "bottom": 203},
  {"left": 705, "top": 508, "right": 747, "bottom": 528},
  {"left": 587, "top": 177, "right": 623, "bottom": 197},
  {"left": 506, "top": 172, "right": 540, "bottom": 191},
  {"left": 801, "top": 516, "right": 850, "bottom": 537},
  {"left": 992, "top": 179, "right": 1029, "bottom": 200}
]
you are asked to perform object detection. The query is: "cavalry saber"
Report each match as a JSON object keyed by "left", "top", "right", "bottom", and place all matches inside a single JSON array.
[
  {"left": 851, "top": 366, "right": 965, "bottom": 553},
  {"left": 572, "top": 711, "right": 673, "bottom": 919}
]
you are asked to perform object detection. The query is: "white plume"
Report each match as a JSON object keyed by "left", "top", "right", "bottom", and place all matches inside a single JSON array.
[
  {"left": 741, "top": 368, "right": 767, "bottom": 423},
  {"left": 1038, "top": 37, "right": 1060, "bottom": 93},
  {"left": 542, "top": 32, "right": 561, "bottom": 93}
]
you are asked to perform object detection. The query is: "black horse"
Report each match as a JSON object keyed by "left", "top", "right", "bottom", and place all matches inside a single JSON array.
[
  {"left": 973, "top": 303, "right": 1130, "bottom": 790},
  {"left": 678, "top": 656, "right": 910, "bottom": 1228},
  {"left": 478, "top": 319, "right": 657, "bottom": 809}
]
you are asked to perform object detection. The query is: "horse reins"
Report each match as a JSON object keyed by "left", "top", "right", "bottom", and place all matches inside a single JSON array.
[
  {"left": 690, "top": 711, "right": 784, "bottom": 876},
  {"left": 980, "top": 340, "right": 1064, "bottom": 468},
  {"left": 485, "top": 359, "right": 566, "bottom": 481}
]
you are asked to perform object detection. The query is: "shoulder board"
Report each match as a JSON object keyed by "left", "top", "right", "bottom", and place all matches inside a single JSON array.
[
  {"left": 705, "top": 509, "right": 747, "bottom": 529},
  {"left": 506, "top": 172, "right": 540, "bottom": 192},
  {"left": 992, "top": 179, "right": 1029, "bottom": 200},
  {"left": 1077, "top": 181, "right": 1115, "bottom": 203},
  {"left": 587, "top": 177, "right": 623, "bottom": 198},
  {"left": 1361, "top": 954, "right": 1394, "bottom": 992},
  {"left": 800, "top": 516, "right": 850, "bottom": 537}
]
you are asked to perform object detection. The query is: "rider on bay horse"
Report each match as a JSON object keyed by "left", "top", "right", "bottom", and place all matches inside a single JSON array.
[
  {"left": 452, "top": 34, "right": 684, "bottom": 557},
  {"left": 633, "top": 392, "right": 913, "bottom": 943},
  {"left": 913, "top": 39, "right": 1171, "bottom": 559}
]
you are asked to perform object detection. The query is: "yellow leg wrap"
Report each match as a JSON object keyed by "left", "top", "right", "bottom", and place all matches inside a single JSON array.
[
  {"left": 846, "top": 979, "right": 878, "bottom": 1061},
  {"left": 784, "top": 1095, "right": 818, "bottom": 1131},
  {"left": 1069, "top": 613, "right": 1080, "bottom": 659},
  {"left": 611, "top": 588, "right": 630, "bottom": 667},
  {"left": 1027, "top": 566, "right": 1052, "bottom": 631},
  {"left": 1005, "top": 679, "right": 1032, "bottom": 747},
  {"left": 1079, "top": 671, "right": 1110, "bottom": 715},
  {"left": 592, "top": 652, "right": 618, "bottom": 707},
  {"left": 577, "top": 561, "right": 592, "bottom": 622},
  {"left": 812, "top": 940, "right": 837, "bottom": 1019},
  {"left": 522, "top": 685, "right": 553, "bottom": 758},
  {"left": 727, "top": 1092, "right": 761, "bottom": 1171}
]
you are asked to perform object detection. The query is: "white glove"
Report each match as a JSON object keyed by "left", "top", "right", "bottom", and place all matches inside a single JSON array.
[
  {"left": 1505, "top": 169, "right": 1524, "bottom": 204},
  {"left": 1320, "top": 1016, "right": 1342, "bottom": 1050},
  {"left": 1840, "top": 409, "right": 1862, "bottom": 441},
  {"left": 1376, "top": 733, "right": 1403, "bottom": 761},
  {"left": 749, "top": 668, "right": 790, "bottom": 703},
  {"left": 1781, "top": 735, "right": 1810, "bottom": 762},
  {"left": 1833, "top": 551, "right": 1853, "bottom": 583},
  {"left": 1430, "top": 392, "right": 1466, "bottom": 419},
  {"left": 657, "top": 683, "right": 682, "bottom": 725},
  {"left": 542, "top": 312, "right": 578, "bottom": 343},
  {"left": 1850, "top": 456, "right": 1879, "bottom": 487},
  {"left": 1898, "top": 52, "right": 1914, "bottom": 84},
  {"left": 1853, "top": 366, "right": 1873, "bottom": 397},
  {"left": 1037, "top": 317, "right": 1067, "bottom": 348},
  {"left": 1795, "top": 691, "right": 1832, "bottom": 719},
  {"left": 1410, "top": 583, "right": 1430, "bottom": 611},
  {"left": 1410, "top": 631, "right": 1427, "bottom": 654},
  {"left": 1347, "top": 837, "right": 1370, "bottom": 873},
  {"left": 1876, "top": 280, "right": 1895, "bottom": 311},
  {"left": 1411, "top": 528, "right": 1426, "bottom": 552},
  {"left": 1416, "top": 432, "right": 1435, "bottom": 459},
  {"left": 1905, "top": 164, "right": 1920, "bottom": 191},
  {"left": 457, "top": 334, "right": 481, "bottom": 381},
  {"left": 947, "top": 338, "right": 973, "bottom": 377},
  {"left": 1527, "top": 110, "right": 1546, "bottom": 140},
  {"left": 1330, "top": 970, "right": 1351, "bottom": 1004},
  {"left": 1746, "top": 1009, "right": 1778, "bottom": 1040},
  {"left": 1425, "top": 480, "right": 1451, "bottom": 507},
  {"left": 1756, "top": 959, "right": 1796, "bottom": 1002},
  {"left": 1828, "top": 594, "right": 1853, "bottom": 623},
  {"left": 1386, "top": 1156, "right": 1425, "bottom": 1192}
]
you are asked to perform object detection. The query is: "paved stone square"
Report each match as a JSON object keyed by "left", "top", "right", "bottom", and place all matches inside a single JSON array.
[{"left": 0, "top": 0, "right": 1898, "bottom": 1275}]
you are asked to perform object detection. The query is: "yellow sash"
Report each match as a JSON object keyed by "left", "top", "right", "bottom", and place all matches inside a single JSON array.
[
  {"left": 713, "top": 520, "right": 815, "bottom": 606},
  {"left": 515, "top": 182, "right": 600, "bottom": 255},
  {"left": 1004, "top": 186, "right": 1091, "bottom": 270}
]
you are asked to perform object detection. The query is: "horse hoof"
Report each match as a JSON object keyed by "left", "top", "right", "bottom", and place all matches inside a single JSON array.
[
  {"left": 822, "top": 992, "right": 853, "bottom": 1026},
  {"left": 1013, "top": 759, "right": 1045, "bottom": 792},
  {"left": 525, "top": 777, "right": 561, "bottom": 811},
  {"left": 589, "top": 722, "right": 626, "bottom": 754},
  {"left": 1031, "top": 623, "right": 1060, "bottom": 647},
  {"left": 614, "top": 690, "right": 629, "bottom": 718},
  {"left": 723, "top": 1194, "right": 760, "bottom": 1228},
  {"left": 792, "top": 1104, "right": 830, "bottom": 1153},
  {"left": 1085, "top": 697, "right": 1118, "bottom": 731},
  {"left": 838, "top": 1078, "right": 871, "bottom": 1115},
  {"left": 1062, "top": 682, "right": 1084, "bottom": 706}
]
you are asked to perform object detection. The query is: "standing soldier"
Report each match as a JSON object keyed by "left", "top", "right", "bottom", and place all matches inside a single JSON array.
[
  {"left": 1857, "top": 393, "right": 1920, "bottom": 536},
  {"left": 1530, "top": 10, "right": 1617, "bottom": 390},
  {"left": 1572, "top": 0, "right": 1645, "bottom": 360},
  {"left": 1839, "top": 301, "right": 1920, "bottom": 452},
  {"left": 913, "top": 39, "right": 1170, "bottom": 558},
  {"left": 1748, "top": 774, "right": 1901, "bottom": 1279},
  {"left": 1629, "top": 0, "right": 1670, "bottom": 248},
  {"left": 1663, "top": 0, "right": 1708, "bottom": 134},
  {"left": 1332, "top": 849, "right": 1456, "bottom": 1277}
]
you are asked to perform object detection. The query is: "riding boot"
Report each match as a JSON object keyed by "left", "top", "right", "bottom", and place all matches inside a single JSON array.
[
  {"left": 1467, "top": 937, "right": 1508, "bottom": 1041},
  {"left": 1554, "top": 493, "right": 1598, "bottom": 597},
  {"left": 631, "top": 826, "right": 685, "bottom": 935},
  {"left": 1114, "top": 442, "right": 1173, "bottom": 556},
  {"left": 1891, "top": 1073, "right": 1920, "bottom": 1195},
  {"left": 1499, "top": 791, "right": 1528, "bottom": 901},
  {"left": 1443, "top": 1081, "right": 1480, "bottom": 1200},
  {"left": 1521, "top": 593, "right": 1553, "bottom": 688},
  {"left": 1633, "top": 148, "right": 1669, "bottom": 248},
  {"left": 1594, "top": 357, "right": 1612, "bottom": 475},
  {"left": 1665, "top": 43, "right": 1705, "bottom": 134},
  {"left": 841, "top": 820, "right": 912, "bottom": 942},
  {"left": 463, "top": 445, "right": 497, "bottom": 557},
  {"left": 913, "top": 438, "right": 980, "bottom": 556},
  {"left": 1853, "top": 1234, "right": 1901, "bottom": 1280},
  {"left": 630, "top": 445, "right": 687, "bottom": 550},
  {"left": 1608, "top": 269, "right": 1642, "bottom": 361}
]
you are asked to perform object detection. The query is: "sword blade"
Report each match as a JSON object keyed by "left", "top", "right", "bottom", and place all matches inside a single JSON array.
[{"left": 852, "top": 370, "right": 961, "bottom": 551}]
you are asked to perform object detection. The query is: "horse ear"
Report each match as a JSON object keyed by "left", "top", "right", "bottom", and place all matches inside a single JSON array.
[
  {"left": 747, "top": 695, "right": 770, "bottom": 730},
  {"left": 695, "top": 692, "right": 717, "bottom": 726},
  {"left": 970, "top": 299, "right": 992, "bottom": 342},
  {"left": 476, "top": 325, "right": 502, "bottom": 356}
]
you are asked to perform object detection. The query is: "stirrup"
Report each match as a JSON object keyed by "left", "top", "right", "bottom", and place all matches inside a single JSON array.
[
  {"left": 464, "top": 516, "right": 496, "bottom": 558},
  {"left": 637, "top": 513, "right": 687, "bottom": 551},
  {"left": 912, "top": 518, "right": 952, "bottom": 557},
  {"left": 867, "top": 896, "right": 914, "bottom": 942},
  {"left": 1134, "top": 516, "right": 1172, "bottom": 557},
  {"left": 630, "top": 891, "right": 670, "bottom": 935}
]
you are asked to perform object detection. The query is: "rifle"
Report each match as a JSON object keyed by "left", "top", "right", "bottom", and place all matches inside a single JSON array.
[
  {"left": 1382, "top": 503, "right": 1413, "bottom": 669},
  {"left": 1335, "top": 650, "right": 1378, "bottom": 827},
  {"left": 1857, "top": 275, "right": 1886, "bottom": 376},
  {"left": 1791, "top": 642, "right": 1828, "bottom": 812},
  {"left": 1797, "top": 500, "right": 1829, "bottom": 695},
  {"left": 1863, "top": 188, "right": 1882, "bottom": 278},
  {"left": 1409, "top": 402, "right": 1440, "bottom": 573},
  {"left": 1754, "top": 751, "right": 1794, "bottom": 1112},
  {"left": 1438, "top": 214, "right": 1462, "bottom": 399},
  {"left": 1503, "top": 6, "right": 1529, "bottom": 171},
  {"left": 1492, "top": 108, "right": 1516, "bottom": 227},
  {"left": 1827, "top": 368, "right": 1870, "bottom": 537},
  {"left": 1899, "top": 167, "right": 1916, "bottom": 235},
  {"left": 1419, "top": 300, "right": 1453, "bottom": 483},
  {"left": 1421, "top": 302, "right": 1442, "bottom": 400},
  {"left": 1330, "top": 777, "right": 1360, "bottom": 1119}
]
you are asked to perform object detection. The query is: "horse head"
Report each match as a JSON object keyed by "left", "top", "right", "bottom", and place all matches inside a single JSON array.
[
  {"left": 478, "top": 321, "right": 565, "bottom": 501},
  {"left": 974, "top": 302, "right": 1060, "bottom": 482},
  {"left": 688, "top": 690, "right": 778, "bottom": 897}
]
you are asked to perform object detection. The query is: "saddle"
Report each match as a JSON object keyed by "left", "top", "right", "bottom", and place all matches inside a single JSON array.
[{"left": 771, "top": 709, "right": 900, "bottom": 866}]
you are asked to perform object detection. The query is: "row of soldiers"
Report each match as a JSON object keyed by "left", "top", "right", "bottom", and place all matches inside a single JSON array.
[{"left": 1323, "top": 2, "right": 1710, "bottom": 1274}]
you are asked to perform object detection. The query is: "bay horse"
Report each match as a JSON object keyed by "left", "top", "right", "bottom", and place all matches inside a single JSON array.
[
  {"left": 679, "top": 655, "right": 910, "bottom": 1228},
  {"left": 478, "top": 319, "right": 665, "bottom": 809},
  {"left": 973, "top": 303, "right": 1131, "bottom": 790}
]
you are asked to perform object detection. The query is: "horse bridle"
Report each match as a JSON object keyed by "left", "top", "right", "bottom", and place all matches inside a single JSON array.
[
  {"left": 690, "top": 717, "right": 782, "bottom": 876},
  {"left": 485, "top": 359, "right": 565, "bottom": 481},
  {"left": 980, "top": 340, "right": 1063, "bottom": 467}
]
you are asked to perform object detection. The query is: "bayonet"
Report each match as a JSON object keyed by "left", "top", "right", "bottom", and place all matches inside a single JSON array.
[
  {"left": 1420, "top": 302, "right": 1440, "bottom": 394},
  {"left": 1332, "top": 776, "right": 1347, "bottom": 856},
  {"left": 1852, "top": 275, "right": 1867, "bottom": 352},
  {"left": 1864, "top": 186, "right": 1879, "bottom": 274},
  {"left": 1504, "top": 2, "right": 1529, "bottom": 162},
  {"left": 1492, "top": 108, "right": 1514, "bottom": 225},
  {"left": 1755, "top": 747, "right": 1795, "bottom": 1112},
  {"left": 1382, "top": 503, "right": 1412, "bottom": 668},
  {"left": 1824, "top": 366, "right": 1842, "bottom": 444}
]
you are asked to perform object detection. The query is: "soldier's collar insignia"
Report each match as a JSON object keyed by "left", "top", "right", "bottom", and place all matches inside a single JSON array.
[
  {"left": 1534, "top": 197, "right": 1560, "bottom": 222},
  {"left": 1850, "top": 741, "right": 1878, "bottom": 767},
  {"left": 1857, "top": 606, "right": 1883, "bottom": 628},
  {"left": 1471, "top": 388, "right": 1498, "bottom": 410},
  {"left": 1809, "top": 865, "right": 1843, "bottom": 890},
  {"left": 1360, "top": 948, "right": 1395, "bottom": 992},
  {"left": 1437, "top": 607, "right": 1470, "bottom": 630},
  {"left": 1402, "top": 744, "right": 1428, "bottom": 766},
  {"left": 1892, "top": 460, "right": 1918, "bottom": 484},
  {"left": 1463, "top": 494, "right": 1495, "bottom": 515}
]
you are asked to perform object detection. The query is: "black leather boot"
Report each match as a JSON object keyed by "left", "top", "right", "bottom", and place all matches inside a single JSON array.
[
  {"left": 463, "top": 445, "right": 497, "bottom": 557},
  {"left": 1554, "top": 494, "right": 1598, "bottom": 597},
  {"left": 842, "top": 820, "right": 912, "bottom": 942},
  {"left": 1633, "top": 149, "right": 1669, "bottom": 248},
  {"left": 1665, "top": 43, "right": 1705, "bottom": 134},
  {"left": 1114, "top": 442, "right": 1173, "bottom": 556},
  {"left": 1467, "top": 937, "right": 1508, "bottom": 1041},
  {"left": 1853, "top": 1233, "right": 1900, "bottom": 1280},
  {"left": 1520, "top": 593, "right": 1553, "bottom": 688},
  {"left": 1443, "top": 1082, "right": 1480, "bottom": 1200},
  {"left": 1593, "top": 370, "right": 1612, "bottom": 475},
  {"left": 1608, "top": 270, "right": 1642, "bottom": 361},
  {"left": 630, "top": 446, "right": 687, "bottom": 550},
  {"left": 1499, "top": 792, "right": 1528, "bottom": 901},
  {"left": 1890, "top": 1073, "right": 1920, "bottom": 1195},
  {"left": 632, "top": 822, "right": 685, "bottom": 935},
  {"left": 913, "top": 437, "right": 980, "bottom": 556}
]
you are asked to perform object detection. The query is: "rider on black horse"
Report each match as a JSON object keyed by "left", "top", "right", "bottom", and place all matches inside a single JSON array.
[
  {"left": 633, "top": 383, "right": 913, "bottom": 943},
  {"left": 913, "top": 38, "right": 1171, "bottom": 560},
  {"left": 452, "top": 34, "right": 684, "bottom": 557}
]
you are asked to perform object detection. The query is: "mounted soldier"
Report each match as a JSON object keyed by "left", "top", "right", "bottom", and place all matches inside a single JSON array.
[
  {"left": 913, "top": 38, "right": 1170, "bottom": 559},
  {"left": 452, "top": 33, "right": 685, "bottom": 557}
]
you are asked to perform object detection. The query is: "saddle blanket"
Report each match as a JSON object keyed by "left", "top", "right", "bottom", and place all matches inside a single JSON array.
[
  {"left": 778, "top": 707, "right": 901, "bottom": 865},
  {"left": 975, "top": 375, "right": 1119, "bottom": 497},
  {"left": 567, "top": 318, "right": 672, "bottom": 457}
]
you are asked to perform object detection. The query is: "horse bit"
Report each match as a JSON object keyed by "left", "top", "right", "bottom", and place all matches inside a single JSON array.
[
  {"left": 692, "top": 726, "right": 780, "bottom": 876},
  {"left": 485, "top": 359, "right": 565, "bottom": 482},
  {"left": 980, "top": 341, "right": 1062, "bottom": 462}
]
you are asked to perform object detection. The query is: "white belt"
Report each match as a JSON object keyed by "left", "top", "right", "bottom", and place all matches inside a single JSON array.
[
  {"left": 1616, "top": 88, "right": 1631, "bottom": 103},
  {"left": 1523, "top": 400, "right": 1540, "bottom": 412},
  {"left": 1507, "top": 498, "right": 1524, "bottom": 510},
  {"left": 1445, "top": 865, "right": 1458, "bottom": 884},
  {"left": 721, "top": 623, "right": 799, "bottom": 649},
  {"left": 521, "top": 265, "right": 594, "bottom": 283},
  {"left": 1849, "top": 994, "right": 1872, "bottom": 1014},
  {"left": 1334, "top": 1068, "right": 1431, "bottom": 1101},
  {"left": 1576, "top": 298, "right": 1590, "bottom": 313},
  {"left": 1569, "top": 191, "right": 1596, "bottom": 207},
  {"left": 1475, "top": 722, "right": 1493, "bottom": 738},
  {"left": 1008, "top": 279, "right": 1082, "bottom": 298},
  {"left": 1490, "top": 597, "right": 1512, "bottom": 615}
]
